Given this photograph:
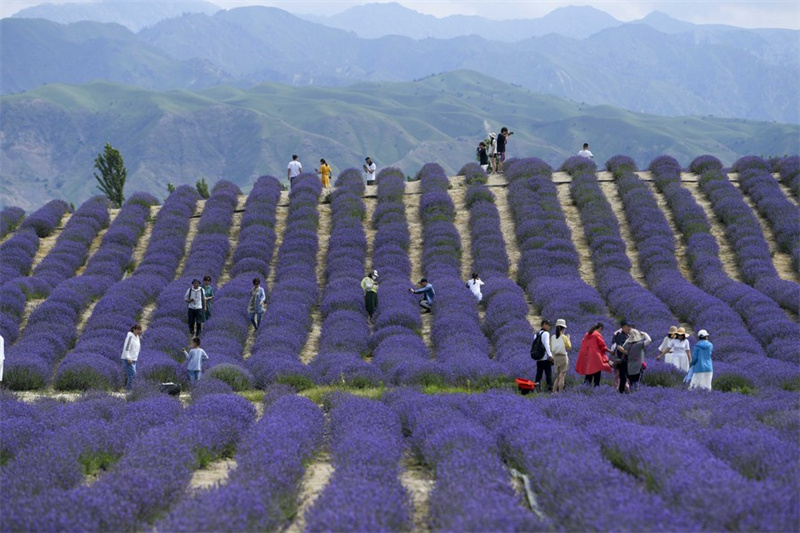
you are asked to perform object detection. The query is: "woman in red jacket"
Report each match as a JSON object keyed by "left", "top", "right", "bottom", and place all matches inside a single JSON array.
[{"left": 576, "top": 322, "right": 612, "bottom": 387}]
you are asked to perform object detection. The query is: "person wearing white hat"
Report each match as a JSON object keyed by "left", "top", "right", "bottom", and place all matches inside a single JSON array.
[
  {"left": 689, "top": 329, "right": 713, "bottom": 390},
  {"left": 620, "top": 328, "right": 651, "bottom": 393},
  {"left": 550, "top": 319, "right": 571, "bottom": 392},
  {"left": 487, "top": 132, "right": 497, "bottom": 173},
  {"left": 361, "top": 270, "right": 379, "bottom": 319}
]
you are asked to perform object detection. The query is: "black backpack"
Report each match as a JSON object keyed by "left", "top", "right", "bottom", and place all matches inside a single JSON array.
[{"left": 530, "top": 330, "right": 546, "bottom": 360}]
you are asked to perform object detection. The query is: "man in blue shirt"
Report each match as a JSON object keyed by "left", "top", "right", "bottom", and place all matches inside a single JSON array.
[{"left": 410, "top": 278, "right": 435, "bottom": 314}]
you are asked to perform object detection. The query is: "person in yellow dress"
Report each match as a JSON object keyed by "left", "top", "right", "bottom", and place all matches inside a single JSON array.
[{"left": 316, "top": 158, "right": 331, "bottom": 188}]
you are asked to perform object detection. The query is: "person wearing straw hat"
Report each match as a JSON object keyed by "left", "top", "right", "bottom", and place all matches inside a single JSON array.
[
  {"left": 689, "top": 329, "right": 713, "bottom": 390},
  {"left": 657, "top": 326, "right": 678, "bottom": 359},
  {"left": 620, "top": 328, "right": 651, "bottom": 393},
  {"left": 550, "top": 319, "right": 571, "bottom": 392},
  {"left": 361, "top": 270, "right": 379, "bottom": 319},
  {"left": 660, "top": 326, "right": 691, "bottom": 372}
]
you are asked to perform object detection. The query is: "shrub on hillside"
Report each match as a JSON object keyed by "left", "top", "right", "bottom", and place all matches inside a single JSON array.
[
  {"left": 207, "top": 364, "right": 254, "bottom": 391},
  {"left": 713, "top": 374, "right": 756, "bottom": 394},
  {"left": 689, "top": 155, "right": 723, "bottom": 174}
]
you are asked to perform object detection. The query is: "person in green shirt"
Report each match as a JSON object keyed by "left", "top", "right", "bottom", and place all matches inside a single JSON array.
[
  {"left": 361, "top": 270, "right": 379, "bottom": 319},
  {"left": 202, "top": 275, "right": 214, "bottom": 321}
]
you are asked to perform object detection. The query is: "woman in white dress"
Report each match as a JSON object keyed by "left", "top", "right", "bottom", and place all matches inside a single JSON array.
[{"left": 658, "top": 326, "right": 691, "bottom": 372}]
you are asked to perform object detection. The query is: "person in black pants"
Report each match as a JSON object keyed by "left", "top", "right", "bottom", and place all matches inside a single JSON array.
[
  {"left": 185, "top": 278, "right": 206, "bottom": 337},
  {"left": 584, "top": 372, "right": 602, "bottom": 387},
  {"left": 532, "top": 320, "right": 553, "bottom": 392}
]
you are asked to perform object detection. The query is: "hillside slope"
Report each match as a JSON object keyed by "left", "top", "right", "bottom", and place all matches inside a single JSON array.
[{"left": 2, "top": 72, "right": 798, "bottom": 209}]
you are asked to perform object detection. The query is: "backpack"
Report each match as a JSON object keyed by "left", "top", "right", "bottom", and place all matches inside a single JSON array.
[{"left": 530, "top": 330, "right": 546, "bottom": 360}]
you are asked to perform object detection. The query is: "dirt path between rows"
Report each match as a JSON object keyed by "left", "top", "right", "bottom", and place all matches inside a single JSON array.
[
  {"left": 403, "top": 187, "right": 433, "bottom": 356},
  {"left": 174, "top": 201, "right": 205, "bottom": 280},
  {"left": 29, "top": 212, "right": 70, "bottom": 271},
  {"left": 448, "top": 186, "right": 472, "bottom": 282},
  {"left": 127, "top": 205, "right": 161, "bottom": 276},
  {"left": 299, "top": 202, "right": 331, "bottom": 365},
  {"left": 74, "top": 209, "right": 120, "bottom": 277},
  {"left": 596, "top": 182, "right": 648, "bottom": 286},
  {"left": 641, "top": 182, "right": 695, "bottom": 281},
  {"left": 555, "top": 183, "right": 596, "bottom": 287},
  {"left": 216, "top": 197, "right": 246, "bottom": 287},
  {"left": 188, "top": 458, "right": 238, "bottom": 491},
  {"left": 283, "top": 453, "right": 334, "bottom": 533},
  {"left": 400, "top": 451, "right": 435, "bottom": 533}
]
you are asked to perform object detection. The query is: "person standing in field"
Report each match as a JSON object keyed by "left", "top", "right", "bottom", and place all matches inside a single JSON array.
[
  {"left": 496, "top": 127, "right": 513, "bottom": 173},
  {"left": 531, "top": 319, "right": 554, "bottom": 392},
  {"left": 201, "top": 276, "right": 214, "bottom": 321},
  {"left": 578, "top": 143, "right": 594, "bottom": 159},
  {"left": 610, "top": 320, "right": 632, "bottom": 392},
  {"left": 576, "top": 322, "right": 612, "bottom": 387},
  {"left": 361, "top": 270, "right": 379, "bottom": 319},
  {"left": 477, "top": 141, "right": 489, "bottom": 172},
  {"left": 466, "top": 272, "right": 484, "bottom": 302},
  {"left": 486, "top": 133, "right": 498, "bottom": 173},
  {"left": 121, "top": 324, "right": 142, "bottom": 391},
  {"left": 658, "top": 326, "right": 678, "bottom": 358},
  {"left": 184, "top": 337, "right": 209, "bottom": 382},
  {"left": 410, "top": 278, "right": 435, "bottom": 313},
  {"left": 363, "top": 157, "right": 377, "bottom": 185},
  {"left": 316, "top": 158, "right": 331, "bottom": 189},
  {"left": 689, "top": 329, "right": 713, "bottom": 390},
  {"left": 658, "top": 326, "right": 691, "bottom": 372},
  {"left": 248, "top": 277, "right": 266, "bottom": 330},
  {"left": 0, "top": 334, "right": 4, "bottom": 382},
  {"left": 550, "top": 319, "right": 571, "bottom": 392},
  {"left": 287, "top": 155, "right": 303, "bottom": 188},
  {"left": 185, "top": 278, "right": 206, "bottom": 337},
  {"left": 619, "top": 328, "right": 651, "bottom": 393}
]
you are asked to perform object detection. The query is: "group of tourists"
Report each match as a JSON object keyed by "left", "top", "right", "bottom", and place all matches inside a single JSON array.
[
  {"left": 287, "top": 155, "right": 377, "bottom": 189},
  {"left": 476, "top": 127, "right": 595, "bottom": 174},
  {"left": 544, "top": 319, "right": 715, "bottom": 393}
]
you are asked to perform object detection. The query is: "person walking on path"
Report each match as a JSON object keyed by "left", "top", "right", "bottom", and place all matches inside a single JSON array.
[
  {"left": 287, "top": 155, "right": 303, "bottom": 188},
  {"left": 477, "top": 141, "right": 489, "bottom": 172},
  {"left": 610, "top": 320, "right": 632, "bottom": 392},
  {"left": 689, "top": 329, "right": 713, "bottom": 390},
  {"left": 550, "top": 319, "right": 571, "bottom": 392},
  {"left": 619, "top": 328, "right": 651, "bottom": 393},
  {"left": 531, "top": 319, "right": 554, "bottom": 392},
  {"left": 496, "top": 127, "right": 513, "bottom": 173},
  {"left": 576, "top": 322, "right": 612, "bottom": 387},
  {"left": 185, "top": 279, "right": 206, "bottom": 337},
  {"left": 248, "top": 277, "right": 266, "bottom": 330},
  {"left": 363, "top": 157, "right": 377, "bottom": 185},
  {"left": 410, "top": 278, "right": 435, "bottom": 313},
  {"left": 361, "top": 270, "right": 379, "bottom": 319},
  {"left": 184, "top": 337, "right": 209, "bottom": 383},
  {"left": 578, "top": 143, "right": 594, "bottom": 159},
  {"left": 658, "top": 326, "right": 691, "bottom": 372},
  {"left": 316, "top": 159, "right": 331, "bottom": 189},
  {"left": 201, "top": 276, "right": 214, "bottom": 321},
  {"left": 121, "top": 324, "right": 142, "bottom": 391},
  {"left": 466, "top": 272, "right": 484, "bottom": 302}
]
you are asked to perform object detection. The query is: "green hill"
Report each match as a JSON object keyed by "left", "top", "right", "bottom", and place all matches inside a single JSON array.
[{"left": 1, "top": 70, "right": 798, "bottom": 209}]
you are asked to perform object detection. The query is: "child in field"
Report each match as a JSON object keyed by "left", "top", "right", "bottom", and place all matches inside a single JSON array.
[{"left": 184, "top": 337, "right": 209, "bottom": 382}]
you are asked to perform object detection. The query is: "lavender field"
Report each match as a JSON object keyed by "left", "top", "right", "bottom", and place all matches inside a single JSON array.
[{"left": 1, "top": 154, "right": 799, "bottom": 532}]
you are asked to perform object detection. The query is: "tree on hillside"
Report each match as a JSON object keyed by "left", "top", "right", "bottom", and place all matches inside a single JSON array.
[
  {"left": 196, "top": 178, "right": 210, "bottom": 199},
  {"left": 94, "top": 143, "right": 127, "bottom": 208}
]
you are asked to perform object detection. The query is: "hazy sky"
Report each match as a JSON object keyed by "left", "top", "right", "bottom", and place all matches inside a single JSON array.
[{"left": 2, "top": 0, "right": 799, "bottom": 29}]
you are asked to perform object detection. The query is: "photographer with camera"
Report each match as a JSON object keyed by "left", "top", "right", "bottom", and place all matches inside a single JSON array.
[{"left": 496, "top": 127, "right": 513, "bottom": 173}]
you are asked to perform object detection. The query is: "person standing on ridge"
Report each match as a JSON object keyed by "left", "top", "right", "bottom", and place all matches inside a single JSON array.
[
  {"left": 201, "top": 276, "right": 214, "bottom": 321},
  {"left": 363, "top": 157, "right": 377, "bottom": 185},
  {"left": 689, "top": 329, "right": 713, "bottom": 390},
  {"left": 185, "top": 278, "right": 206, "bottom": 337},
  {"left": 496, "top": 127, "right": 513, "bottom": 173},
  {"left": 576, "top": 322, "right": 612, "bottom": 387},
  {"left": 550, "top": 319, "right": 571, "bottom": 392},
  {"left": 410, "top": 278, "right": 435, "bottom": 313},
  {"left": 578, "top": 143, "right": 594, "bottom": 159},
  {"left": 487, "top": 132, "right": 497, "bottom": 173},
  {"left": 248, "top": 277, "right": 266, "bottom": 330},
  {"left": 531, "top": 319, "right": 554, "bottom": 392},
  {"left": 361, "top": 270, "right": 379, "bottom": 319},
  {"left": 466, "top": 272, "right": 484, "bottom": 302},
  {"left": 121, "top": 324, "right": 142, "bottom": 391},
  {"left": 287, "top": 155, "right": 303, "bottom": 188},
  {"left": 316, "top": 158, "right": 331, "bottom": 189},
  {"left": 477, "top": 141, "right": 489, "bottom": 172}
]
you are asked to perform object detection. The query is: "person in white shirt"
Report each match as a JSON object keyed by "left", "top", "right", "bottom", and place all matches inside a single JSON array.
[
  {"left": 0, "top": 334, "right": 5, "bottom": 382},
  {"left": 532, "top": 320, "right": 554, "bottom": 392},
  {"left": 121, "top": 324, "right": 142, "bottom": 391},
  {"left": 185, "top": 279, "right": 206, "bottom": 337},
  {"left": 287, "top": 155, "right": 302, "bottom": 187},
  {"left": 465, "top": 272, "right": 484, "bottom": 302},
  {"left": 578, "top": 143, "right": 594, "bottom": 159},
  {"left": 657, "top": 326, "right": 691, "bottom": 372},
  {"left": 363, "top": 157, "right": 377, "bottom": 185},
  {"left": 550, "top": 319, "right": 571, "bottom": 392}
]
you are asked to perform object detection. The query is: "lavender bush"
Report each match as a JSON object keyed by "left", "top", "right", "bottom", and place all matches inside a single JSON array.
[{"left": 0, "top": 206, "right": 25, "bottom": 240}]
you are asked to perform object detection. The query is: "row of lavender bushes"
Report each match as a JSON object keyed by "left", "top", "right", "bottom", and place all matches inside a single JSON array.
[{"left": 0, "top": 206, "right": 25, "bottom": 240}]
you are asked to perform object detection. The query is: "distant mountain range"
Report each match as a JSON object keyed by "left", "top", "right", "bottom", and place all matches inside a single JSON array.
[
  {"left": 4, "top": 5, "right": 798, "bottom": 123},
  {"left": 2, "top": 71, "right": 797, "bottom": 210}
]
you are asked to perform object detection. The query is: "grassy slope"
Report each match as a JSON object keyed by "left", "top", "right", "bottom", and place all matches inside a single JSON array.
[{"left": 1, "top": 70, "right": 798, "bottom": 209}]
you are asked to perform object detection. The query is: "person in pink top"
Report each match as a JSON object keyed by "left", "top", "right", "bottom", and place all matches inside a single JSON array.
[{"left": 575, "top": 322, "right": 612, "bottom": 387}]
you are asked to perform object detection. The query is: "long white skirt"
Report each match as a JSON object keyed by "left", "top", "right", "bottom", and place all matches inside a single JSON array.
[
  {"left": 666, "top": 352, "right": 690, "bottom": 372},
  {"left": 689, "top": 371, "right": 713, "bottom": 390}
]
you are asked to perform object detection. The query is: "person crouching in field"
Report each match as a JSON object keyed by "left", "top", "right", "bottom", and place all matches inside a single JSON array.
[
  {"left": 689, "top": 329, "right": 713, "bottom": 390},
  {"left": 576, "top": 322, "right": 612, "bottom": 387},
  {"left": 410, "top": 278, "right": 435, "bottom": 313},
  {"left": 184, "top": 337, "right": 209, "bottom": 382},
  {"left": 361, "top": 270, "right": 379, "bottom": 319}
]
